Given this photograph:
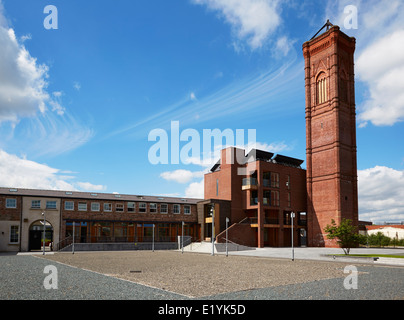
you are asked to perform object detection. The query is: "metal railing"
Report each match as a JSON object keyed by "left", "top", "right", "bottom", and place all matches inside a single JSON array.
[
  {"left": 242, "top": 178, "right": 258, "bottom": 186},
  {"left": 241, "top": 217, "right": 307, "bottom": 226},
  {"left": 55, "top": 235, "right": 199, "bottom": 251}
]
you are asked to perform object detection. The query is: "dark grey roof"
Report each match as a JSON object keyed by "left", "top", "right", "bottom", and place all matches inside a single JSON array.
[
  {"left": 0, "top": 187, "right": 202, "bottom": 204},
  {"left": 209, "top": 148, "right": 304, "bottom": 171},
  {"left": 272, "top": 154, "right": 304, "bottom": 168}
]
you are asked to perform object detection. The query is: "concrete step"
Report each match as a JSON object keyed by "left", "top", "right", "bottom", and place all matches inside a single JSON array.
[{"left": 181, "top": 241, "right": 256, "bottom": 254}]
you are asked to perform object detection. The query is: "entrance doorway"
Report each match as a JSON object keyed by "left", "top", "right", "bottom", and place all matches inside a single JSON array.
[{"left": 29, "top": 220, "right": 53, "bottom": 251}]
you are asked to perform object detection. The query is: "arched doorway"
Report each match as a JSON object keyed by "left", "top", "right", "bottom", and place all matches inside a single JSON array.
[{"left": 29, "top": 220, "right": 54, "bottom": 251}]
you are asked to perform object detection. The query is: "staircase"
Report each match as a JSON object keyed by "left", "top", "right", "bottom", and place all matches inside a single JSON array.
[{"left": 181, "top": 240, "right": 256, "bottom": 254}]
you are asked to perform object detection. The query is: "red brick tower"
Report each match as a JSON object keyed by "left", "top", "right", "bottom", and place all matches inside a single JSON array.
[{"left": 303, "top": 23, "right": 358, "bottom": 247}]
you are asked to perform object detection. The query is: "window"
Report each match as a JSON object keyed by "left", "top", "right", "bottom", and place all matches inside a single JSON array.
[
  {"left": 271, "top": 172, "right": 279, "bottom": 188},
  {"left": 91, "top": 202, "right": 100, "bottom": 212},
  {"left": 150, "top": 203, "right": 157, "bottom": 213},
  {"left": 173, "top": 204, "right": 180, "bottom": 214},
  {"left": 184, "top": 205, "right": 191, "bottom": 215},
  {"left": 263, "top": 190, "right": 271, "bottom": 205},
  {"left": 287, "top": 192, "right": 291, "bottom": 208},
  {"left": 250, "top": 190, "right": 258, "bottom": 206},
  {"left": 6, "top": 198, "right": 16, "bottom": 208},
  {"left": 116, "top": 203, "right": 124, "bottom": 212},
  {"left": 317, "top": 72, "right": 328, "bottom": 105},
  {"left": 139, "top": 202, "right": 146, "bottom": 213},
  {"left": 9, "top": 226, "right": 19, "bottom": 244},
  {"left": 78, "top": 202, "right": 87, "bottom": 211},
  {"left": 216, "top": 179, "right": 219, "bottom": 196},
  {"left": 127, "top": 202, "right": 135, "bottom": 212},
  {"left": 103, "top": 203, "right": 112, "bottom": 212},
  {"left": 263, "top": 172, "right": 271, "bottom": 187},
  {"left": 65, "top": 201, "right": 74, "bottom": 210},
  {"left": 46, "top": 201, "right": 57, "bottom": 209},
  {"left": 271, "top": 191, "right": 280, "bottom": 206},
  {"left": 31, "top": 200, "right": 41, "bottom": 209},
  {"left": 160, "top": 203, "right": 168, "bottom": 214},
  {"left": 286, "top": 175, "right": 290, "bottom": 190}
]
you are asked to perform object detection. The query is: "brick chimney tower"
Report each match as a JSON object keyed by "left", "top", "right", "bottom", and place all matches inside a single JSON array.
[{"left": 303, "top": 23, "right": 359, "bottom": 247}]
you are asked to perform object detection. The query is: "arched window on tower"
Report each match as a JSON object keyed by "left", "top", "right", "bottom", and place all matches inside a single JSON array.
[{"left": 316, "top": 72, "right": 328, "bottom": 105}]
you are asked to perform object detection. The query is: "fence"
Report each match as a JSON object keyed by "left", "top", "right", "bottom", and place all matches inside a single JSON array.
[{"left": 55, "top": 235, "right": 195, "bottom": 252}]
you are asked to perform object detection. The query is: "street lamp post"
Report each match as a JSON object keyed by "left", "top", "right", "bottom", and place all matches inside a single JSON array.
[
  {"left": 72, "top": 221, "right": 75, "bottom": 254},
  {"left": 152, "top": 224, "right": 155, "bottom": 252},
  {"left": 42, "top": 211, "right": 46, "bottom": 255},
  {"left": 225, "top": 217, "right": 229, "bottom": 257},
  {"left": 291, "top": 212, "right": 295, "bottom": 261},
  {"left": 211, "top": 204, "right": 215, "bottom": 256},
  {"left": 181, "top": 221, "right": 184, "bottom": 254}
]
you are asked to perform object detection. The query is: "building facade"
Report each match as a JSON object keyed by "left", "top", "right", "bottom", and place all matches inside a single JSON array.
[
  {"left": 303, "top": 24, "right": 359, "bottom": 247},
  {"left": 200, "top": 147, "right": 307, "bottom": 248},
  {"left": 0, "top": 187, "right": 200, "bottom": 252},
  {"left": 0, "top": 23, "right": 360, "bottom": 252}
]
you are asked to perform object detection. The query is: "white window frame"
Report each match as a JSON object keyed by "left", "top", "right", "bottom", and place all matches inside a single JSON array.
[
  {"left": 9, "top": 225, "right": 19, "bottom": 244},
  {"left": 91, "top": 202, "right": 100, "bottom": 212},
  {"left": 184, "top": 205, "right": 191, "bottom": 215},
  {"left": 78, "top": 202, "right": 87, "bottom": 211},
  {"left": 127, "top": 202, "right": 135, "bottom": 212},
  {"left": 160, "top": 203, "right": 168, "bottom": 214},
  {"left": 173, "top": 204, "right": 180, "bottom": 214},
  {"left": 149, "top": 203, "right": 157, "bottom": 213},
  {"left": 65, "top": 201, "right": 74, "bottom": 210},
  {"left": 6, "top": 198, "right": 17, "bottom": 209},
  {"left": 31, "top": 200, "right": 41, "bottom": 209},
  {"left": 46, "top": 201, "right": 57, "bottom": 209},
  {"left": 103, "top": 203, "right": 112, "bottom": 212},
  {"left": 139, "top": 202, "right": 147, "bottom": 213},
  {"left": 116, "top": 203, "right": 124, "bottom": 212}
]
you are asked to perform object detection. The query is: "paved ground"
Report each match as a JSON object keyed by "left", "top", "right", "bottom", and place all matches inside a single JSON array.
[{"left": 0, "top": 247, "right": 403, "bottom": 301}]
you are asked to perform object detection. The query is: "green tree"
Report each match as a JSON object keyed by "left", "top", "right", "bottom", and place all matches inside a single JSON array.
[{"left": 324, "top": 219, "right": 360, "bottom": 255}]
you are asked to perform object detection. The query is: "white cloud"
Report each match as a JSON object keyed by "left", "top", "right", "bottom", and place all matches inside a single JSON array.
[
  {"left": 325, "top": 0, "right": 404, "bottom": 127},
  {"left": 192, "top": 0, "right": 281, "bottom": 50},
  {"left": 358, "top": 166, "right": 404, "bottom": 223},
  {"left": 76, "top": 182, "right": 106, "bottom": 192},
  {"left": 185, "top": 179, "right": 204, "bottom": 199},
  {"left": 0, "top": 26, "right": 51, "bottom": 123},
  {"left": 356, "top": 30, "right": 404, "bottom": 126},
  {"left": 160, "top": 169, "right": 206, "bottom": 184},
  {"left": 0, "top": 3, "right": 92, "bottom": 157},
  {"left": 0, "top": 149, "right": 106, "bottom": 192},
  {"left": 0, "top": 110, "right": 94, "bottom": 158},
  {"left": 275, "top": 36, "right": 294, "bottom": 57},
  {"left": 73, "top": 81, "right": 81, "bottom": 91}
]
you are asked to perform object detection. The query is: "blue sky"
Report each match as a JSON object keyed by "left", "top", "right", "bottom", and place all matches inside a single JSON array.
[{"left": 0, "top": 0, "right": 403, "bottom": 223}]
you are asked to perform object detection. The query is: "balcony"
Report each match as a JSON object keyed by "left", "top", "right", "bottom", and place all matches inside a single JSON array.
[
  {"left": 243, "top": 217, "right": 280, "bottom": 226},
  {"left": 242, "top": 178, "right": 258, "bottom": 190}
]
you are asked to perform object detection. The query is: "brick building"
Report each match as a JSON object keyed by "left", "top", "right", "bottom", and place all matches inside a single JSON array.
[
  {"left": 0, "top": 187, "right": 200, "bottom": 252},
  {"left": 0, "top": 23, "right": 359, "bottom": 252},
  {"left": 303, "top": 23, "right": 358, "bottom": 247},
  {"left": 200, "top": 148, "right": 307, "bottom": 248}
]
